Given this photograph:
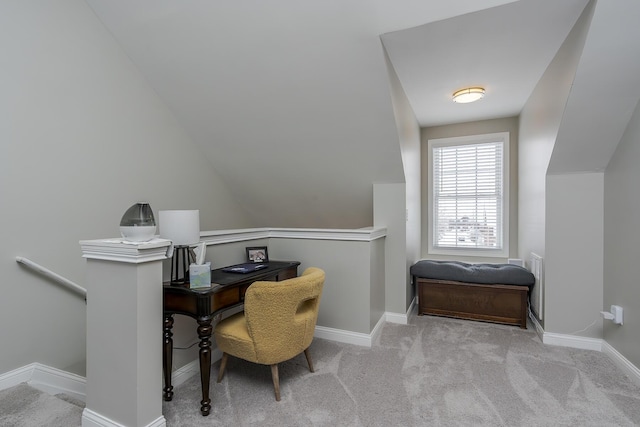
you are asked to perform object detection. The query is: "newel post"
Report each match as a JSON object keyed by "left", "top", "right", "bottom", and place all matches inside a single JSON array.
[{"left": 79, "top": 238, "right": 171, "bottom": 427}]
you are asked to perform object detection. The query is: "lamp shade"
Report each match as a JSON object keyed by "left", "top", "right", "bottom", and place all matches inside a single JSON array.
[{"left": 159, "top": 210, "right": 200, "bottom": 246}]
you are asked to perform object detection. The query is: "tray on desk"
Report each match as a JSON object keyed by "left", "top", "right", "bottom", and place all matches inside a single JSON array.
[{"left": 221, "top": 263, "right": 269, "bottom": 274}]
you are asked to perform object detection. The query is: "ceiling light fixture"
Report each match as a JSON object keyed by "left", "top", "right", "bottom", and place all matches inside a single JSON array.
[{"left": 452, "top": 87, "right": 485, "bottom": 103}]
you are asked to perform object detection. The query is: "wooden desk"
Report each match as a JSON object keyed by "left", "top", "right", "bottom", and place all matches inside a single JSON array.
[{"left": 163, "top": 261, "right": 300, "bottom": 416}]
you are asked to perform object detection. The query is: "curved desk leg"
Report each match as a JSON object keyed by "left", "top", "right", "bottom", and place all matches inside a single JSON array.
[
  {"left": 197, "top": 317, "right": 213, "bottom": 416},
  {"left": 163, "top": 315, "right": 174, "bottom": 401}
]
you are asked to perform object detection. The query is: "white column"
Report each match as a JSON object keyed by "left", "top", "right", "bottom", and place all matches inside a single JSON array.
[{"left": 79, "top": 238, "right": 171, "bottom": 427}]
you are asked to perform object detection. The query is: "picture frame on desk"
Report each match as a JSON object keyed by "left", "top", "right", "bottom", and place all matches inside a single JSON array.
[{"left": 246, "top": 246, "right": 268, "bottom": 263}]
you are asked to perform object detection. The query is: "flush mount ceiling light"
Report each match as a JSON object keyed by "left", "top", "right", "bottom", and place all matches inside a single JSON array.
[{"left": 452, "top": 87, "right": 485, "bottom": 103}]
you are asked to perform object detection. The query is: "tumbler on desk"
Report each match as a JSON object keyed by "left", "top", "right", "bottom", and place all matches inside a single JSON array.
[{"left": 159, "top": 210, "right": 201, "bottom": 284}]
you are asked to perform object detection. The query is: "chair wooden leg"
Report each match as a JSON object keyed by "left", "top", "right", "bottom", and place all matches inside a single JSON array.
[
  {"left": 217, "top": 352, "right": 228, "bottom": 383},
  {"left": 304, "top": 348, "right": 314, "bottom": 372},
  {"left": 270, "top": 364, "right": 281, "bottom": 401}
]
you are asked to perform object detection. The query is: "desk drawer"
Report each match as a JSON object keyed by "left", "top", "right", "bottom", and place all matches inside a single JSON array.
[
  {"left": 213, "top": 287, "right": 241, "bottom": 311},
  {"left": 275, "top": 266, "right": 297, "bottom": 281}
]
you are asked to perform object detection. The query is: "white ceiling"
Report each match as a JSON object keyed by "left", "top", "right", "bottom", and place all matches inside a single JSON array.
[
  {"left": 84, "top": 0, "right": 640, "bottom": 227},
  {"left": 381, "top": 0, "right": 590, "bottom": 127}
]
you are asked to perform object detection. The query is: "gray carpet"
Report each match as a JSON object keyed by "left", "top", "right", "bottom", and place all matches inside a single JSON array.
[
  {"left": 3, "top": 316, "right": 639, "bottom": 426},
  {"left": 0, "top": 383, "right": 83, "bottom": 427},
  {"left": 163, "top": 315, "right": 640, "bottom": 426}
]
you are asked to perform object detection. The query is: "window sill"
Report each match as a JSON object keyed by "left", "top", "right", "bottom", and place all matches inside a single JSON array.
[{"left": 428, "top": 247, "right": 509, "bottom": 259}]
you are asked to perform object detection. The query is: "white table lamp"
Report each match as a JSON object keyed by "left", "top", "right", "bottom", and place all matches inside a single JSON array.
[{"left": 159, "top": 210, "right": 201, "bottom": 284}]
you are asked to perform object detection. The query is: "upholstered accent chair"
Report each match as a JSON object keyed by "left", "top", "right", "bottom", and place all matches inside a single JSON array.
[{"left": 214, "top": 267, "right": 325, "bottom": 401}]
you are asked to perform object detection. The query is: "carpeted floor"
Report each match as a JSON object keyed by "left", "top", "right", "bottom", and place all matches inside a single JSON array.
[
  {"left": 163, "top": 315, "right": 640, "bottom": 426},
  {"left": 0, "top": 383, "right": 83, "bottom": 427},
  {"left": 3, "top": 315, "right": 640, "bottom": 426}
]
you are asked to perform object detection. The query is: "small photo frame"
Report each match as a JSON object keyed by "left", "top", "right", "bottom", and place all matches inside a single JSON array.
[{"left": 246, "top": 246, "right": 269, "bottom": 263}]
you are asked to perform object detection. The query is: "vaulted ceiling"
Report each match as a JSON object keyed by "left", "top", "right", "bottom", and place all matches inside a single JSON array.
[{"left": 85, "top": 0, "right": 640, "bottom": 227}]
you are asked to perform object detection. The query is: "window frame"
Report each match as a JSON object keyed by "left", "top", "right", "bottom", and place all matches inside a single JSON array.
[{"left": 427, "top": 132, "right": 510, "bottom": 258}]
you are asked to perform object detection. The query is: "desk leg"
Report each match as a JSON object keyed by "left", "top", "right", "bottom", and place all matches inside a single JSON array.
[
  {"left": 163, "top": 315, "right": 174, "bottom": 401},
  {"left": 197, "top": 317, "right": 213, "bottom": 416}
]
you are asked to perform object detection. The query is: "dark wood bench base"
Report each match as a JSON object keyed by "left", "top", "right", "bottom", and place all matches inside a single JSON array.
[{"left": 416, "top": 278, "right": 528, "bottom": 329}]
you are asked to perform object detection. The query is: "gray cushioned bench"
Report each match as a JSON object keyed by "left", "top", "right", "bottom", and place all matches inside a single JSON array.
[{"left": 410, "top": 260, "right": 534, "bottom": 328}]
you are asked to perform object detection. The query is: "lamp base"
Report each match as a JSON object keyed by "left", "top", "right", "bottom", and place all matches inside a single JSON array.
[{"left": 170, "top": 246, "right": 195, "bottom": 285}]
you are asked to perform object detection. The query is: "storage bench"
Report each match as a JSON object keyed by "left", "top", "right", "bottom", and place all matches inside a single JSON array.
[{"left": 410, "top": 260, "right": 534, "bottom": 329}]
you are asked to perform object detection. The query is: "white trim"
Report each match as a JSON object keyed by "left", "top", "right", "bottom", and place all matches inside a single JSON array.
[
  {"left": 369, "top": 314, "right": 386, "bottom": 345},
  {"left": 169, "top": 348, "right": 222, "bottom": 389},
  {"left": 29, "top": 363, "right": 86, "bottom": 402},
  {"left": 16, "top": 257, "right": 86, "bottom": 298},
  {"left": 427, "top": 132, "right": 510, "bottom": 258},
  {"left": 0, "top": 363, "right": 86, "bottom": 402},
  {"left": 313, "top": 314, "right": 386, "bottom": 348},
  {"left": 528, "top": 311, "right": 545, "bottom": 340},
  {"left": 163, "top": 324, "right": 383, "bottom": 393},
  {"left": 200, "top": 228, "right": 270, "bottom": 244},
  {"left": 169, "top": 359, "right": 200, "bottom": 388},
  {"left": 79, "top": 238, "right": 171, "bottom": 263},
  {"left": 602, "top": 341, "right": 640, "bottom": 388},
  {"left": 82, "top": 409, "right": 124, "bottom": 427},
  {"left": 385, "top": 297, "right": 417, "bottom": 325},
  {"left": 0, "top": 364, "right": 34, "bottom": 390},
  {"left": 541, "top": 331, "right": 640, "bottom": 387},
  {"left": 167, "top": 322, "right": 381, "bottom": 390},
  {"left": 385, "top": 311, "right": 408, "bottom": 325},
  {"left": 269, "top": 227, "right": 387, "bottom": 242},
  {"left": 542, "top": 332, "right": 603, "bottom": 351},
  {"left": 168, "top": 321, "right": 384, "bottom": 391},
  {"left": 314, "top": 325, "right": 373, "bottom": 347},
  {"left": 200, "top": 227, "right": 387, "bottom": 245},
  {"left": 82, "top": 408, "right": 166, "bottom": 427}
]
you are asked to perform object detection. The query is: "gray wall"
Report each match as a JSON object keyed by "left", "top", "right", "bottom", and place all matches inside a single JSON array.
[
  {"left": 517, "top": 1, "right": 593, "bottom": 324},
  {"left": 384, "top": 49, "right": 422, "bottom": 309},
  {"left": 269, "top": 237, "right": 383, "bottom": 334},
  {"left": 84, "top": 1, "right": 411, "bottom": 231},
  {"left": 168, "top": 233, "right": 387, "bottom": 372},
  {"left": 421, "top": 117, "right": 519, "bottom": 263},
  {"left": 1, "top": 1, "right": 252, "bottom": 375},
  {"left": 374, "top": 184, "right": 408, "bottom": 315},
  {"left": 604, "top": 99, "right": 640, "bottom": 369},
  {"left": 545, "top": 173, "right": 603, "bottom": 338}
]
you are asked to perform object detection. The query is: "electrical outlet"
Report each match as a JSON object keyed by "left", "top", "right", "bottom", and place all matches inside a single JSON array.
[{"left": 612, "top": 305, "right": 623, "bottom": 325}]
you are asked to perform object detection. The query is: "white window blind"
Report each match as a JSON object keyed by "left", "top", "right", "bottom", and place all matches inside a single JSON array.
[{"left": 431, "top": 138, "right": 504, "bottom": 252}]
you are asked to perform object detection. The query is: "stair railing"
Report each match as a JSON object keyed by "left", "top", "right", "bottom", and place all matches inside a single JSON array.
[{"left": 16, "top": 256, "right": 87, "bottom": 301}]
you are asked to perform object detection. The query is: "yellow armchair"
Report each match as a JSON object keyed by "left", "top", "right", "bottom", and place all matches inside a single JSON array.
[{"left": 214, "top": 267, "right": 325, "bottom": 401}]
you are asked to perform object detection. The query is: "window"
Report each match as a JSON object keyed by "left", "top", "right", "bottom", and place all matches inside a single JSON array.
[{"left": 427, "top": 132, "right": 509, "bottom": 257}]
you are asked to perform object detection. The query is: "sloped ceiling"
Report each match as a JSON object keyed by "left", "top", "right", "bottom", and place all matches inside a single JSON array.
[
  {"left": 548, "top": 0, "right": 640, "bottom": 174},
  {"left": 85, "top": 0, "right": 640, "bottom": 228}
]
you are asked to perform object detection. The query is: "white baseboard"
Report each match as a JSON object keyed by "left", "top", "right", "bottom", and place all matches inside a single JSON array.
[
  {"left": 0, "top": 316, "right": 404, "bottom": 402},
  {"left": 542, "top": 332, "right": 603, "bottom": 351},
  {"left": 369, "top": 314, "right": 386, "bottom": 345},
  {"left": 5, "top": 315, "right": 638, "bottom": 412},
  {"left": 314, "top": 312, "right": 392, "bottom": 348},
  {"left": 314, "top": 325, "right": 375, "bottom": 347},
  {"left": 0, "top": 363, "right": 85, "bottom": 402},
  {"left": 385, "top": 297, "right": 417, "bottom": 325},
  {"left": 0, "top": 364, "right": 33, "bottom": 390},
  {"left": 528, "top": 310, "right": 544, "bottom": 339},
  {"left": 535, "top": 321, "right": 640, "bottom": 387},
  {"left": 170, "top": 348, "right": 222, "bottom": 389},
  {"left": 602, "top": 341, "right": 640, "bottom": 388},
  {"left": 34, "top": 320, "right": 391, "bottom": 408},
  {"left": 82, "top": 408, "right": 166, "bottom": 427},
  {"left": 170, "top": 323, "right": 385, "bottom": 391}
]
